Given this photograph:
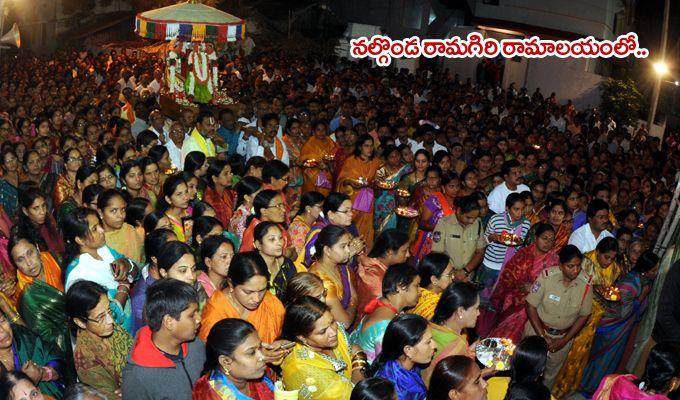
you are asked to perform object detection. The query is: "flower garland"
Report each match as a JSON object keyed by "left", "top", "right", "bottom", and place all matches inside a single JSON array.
[{"left": 192, "top": 51, "right": 209, "bottom": 84}]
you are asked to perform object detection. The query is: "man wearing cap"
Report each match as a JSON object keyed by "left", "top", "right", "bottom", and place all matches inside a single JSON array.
[{"left": 523, "top": 245, "right": 593, "bottom": 389}]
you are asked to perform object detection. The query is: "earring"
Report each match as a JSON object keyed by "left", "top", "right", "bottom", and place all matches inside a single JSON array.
[
  {"left": 458, "top": 314, "right": 463, "bottom": 320},
  {"left": 223, "top": 368, "right": 230, "bottom": 376}
]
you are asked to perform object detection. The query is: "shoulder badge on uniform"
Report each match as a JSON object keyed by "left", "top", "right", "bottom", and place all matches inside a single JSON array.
[
  {"left": 531, "top": 281, "right": 541, "bottom": 293},
  {"left": 433, "top": 231, "right": 441, "bottom": 243}
]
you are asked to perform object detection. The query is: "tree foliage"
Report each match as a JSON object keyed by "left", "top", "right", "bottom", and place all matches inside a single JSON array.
[{"left": 599, "top": 77, "right": 643, "bottom": 127}]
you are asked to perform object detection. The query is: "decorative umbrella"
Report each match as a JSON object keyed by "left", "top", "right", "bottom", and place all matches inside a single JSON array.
[{"left": 135, "top": 0, "right": 246, "bottom": 43}]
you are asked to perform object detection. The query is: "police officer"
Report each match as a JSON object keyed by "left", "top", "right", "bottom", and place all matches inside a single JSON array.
[
  {"left": 431, "top": 195, "right": 486, "bottom": 281},
  {"left": 524, "top": 244, "right": 593, "bottom": 389}
]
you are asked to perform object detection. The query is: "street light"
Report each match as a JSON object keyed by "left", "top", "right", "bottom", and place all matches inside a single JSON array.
[{"left": 654, "top": 62, "right": 669, "bottom": 76}]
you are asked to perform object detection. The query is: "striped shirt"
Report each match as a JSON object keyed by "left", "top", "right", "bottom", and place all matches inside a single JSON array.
[{"left": 482, "top": 213, "right": 531, "bottom": 271}]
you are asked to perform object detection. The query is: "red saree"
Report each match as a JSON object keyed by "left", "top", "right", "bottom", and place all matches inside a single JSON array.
[{"left": 487, "top": 244, "right": 559, "bottom": 342}]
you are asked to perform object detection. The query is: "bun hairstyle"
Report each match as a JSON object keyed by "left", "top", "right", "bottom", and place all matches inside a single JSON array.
[{"left": 202, "top": 318, "right": 257, "bottom": 376}]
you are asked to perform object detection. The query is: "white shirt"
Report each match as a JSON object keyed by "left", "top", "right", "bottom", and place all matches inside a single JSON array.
[
  {"left": 166, "top": 140, "right": 183, "bottom": 170},
  {"left": 149, "top": 79, "right": 161, "bottom": 94},
  {"left": 246, "top": 137, "right": 290, "bottom": 165},
  {"left": 568, "top": 223, "right": 614, "bottom": 253},
  {"left": 395, "top": 137, "right": 419, "bottom": 152},
  {"left": 487, "top": 182, "right": 531, "bottom": 214},
  {"left": 413, "top": 141, "right": 447, "bottom": 155},
  {"left": 149, "top": 126, "right": 168, "bottom": 142},
  {"left": 65, "top": 246, "right": 120, "bottom": 292}
]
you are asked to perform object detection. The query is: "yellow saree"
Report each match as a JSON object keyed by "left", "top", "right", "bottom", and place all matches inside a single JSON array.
[
  {"left": 281, "top": 323, "right": 353, "bottom": 400},
  {"left": 104, "top": 223, "right": 145, "bottom": 265}
]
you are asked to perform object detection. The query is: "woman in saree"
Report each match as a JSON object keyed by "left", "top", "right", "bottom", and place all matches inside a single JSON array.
[
  {"left": 336, "top": 134, "right": 382, "bottom": 247},
  {"left": 240, "top": 190, "right": 291, "bottom": 254},
  {"left": 119, "top": 160, "right": 152, "bottom": 203},
  {"left": 552, "top": 237, "right": 622, "bottom": 398},
  {"left": 373, "top": 145, "right": 410, "bottom": 233},
  {"left": 158, "top": 175, "right": 192, "bottom": 243},
  {"left": 22, "top": 150, "right": 57, "bottom": 213},
  {"left": 9, "top": 235, "right": 69, "bottom": 358},
  {"left": 203, "top": 158, "right": 235, "bottom": 228},
  {"left": 295, "top": 192, "right": 363, "bottom": 269},
  {"left": 13, "top": 188, "right": 64, "bottom": 258},
  {"left": 56, "top": 165, "right": 98, "bottom": 229},
  {"left": 308, "top": 225, "right": 360, "bottom": 327},
  {"left": 411, "top": 170, "right": 459, "bottom": 265},
  {"left": 0, "top": 149, "right": 21, "bottom": 217},
  {"left": 422, "top": 282, "right": 480, "bottom": 385},
  {"left": 62, "top": 208, "right": 135, "bottom": 334},
  {"left": 372, "top": 314, "right": 436, "bottom": 400},
  {"left": 281, "top": 296, "right": 364, "bottom": 400},
  {"left": 301, "top": 121, "right": 337, "bottom": 197},
  {"left": 579, "top": 250, "right": 661, "bottom": 394},
  {"left": 529, "top": 199, "right": 571, "bottom": 253},
  {"left": 288, "top": 191, "right": 325, "bottom": 257},
  {"left": 410, "top": 252, "right": 454, "bottom": 320},
  {"left": 487, "top": 223, "right": 559, "bottom": 342},
  {"left": 592, "top": 343, "right": 680, "bottom": 400},
  {"left": 460, "top": 167, "right": 479, "bottom": 197},
  {"left": 66, "top": 280, "right": 132, "bottom": 400},
  {"left": 351, "top": 263, "right": 420, "bottom": 363},
  {"left": 355, "top": 229, "right": 410, "bottom": 320},
  {"left": 230, "top": 176, "right": 263, "bottom": 242},
  {"left": 138, "top": 157, "right": 160, "bottom": 207},
  {"left": 0, "top": 310, "right": 66, "bottom": 399},
  {"left": 399, "top": 149, "right": 429, "bottom": 195},
  {"left": 254, "top": 222, "right": 299, "bottom": 302},
  {"left": 199, "top": 251, "right": 285, "bottom": 345},
  {"left": 283, "top": 118, "right": 305, "bottom": 214},
  {"left": 53, "top": 148, "right": 83, "bottom": 210},
  {"left": 334, "top": 129, "right": 358, "bottom": 182},
  {"left": 193, "top": 319, "right": 274, "bottom": 400},
  {"left": 97, "top": 189, "right": 145, "bottom": 265}
]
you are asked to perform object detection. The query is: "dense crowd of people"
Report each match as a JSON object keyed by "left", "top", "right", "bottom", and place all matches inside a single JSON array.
[{"left": 0, "top": 44, "right": 677, "bottom": 400}]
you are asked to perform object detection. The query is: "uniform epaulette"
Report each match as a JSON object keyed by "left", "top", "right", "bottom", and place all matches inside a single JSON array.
[{"left": 544, "top": 266, "right": 560, "bottom": 277}]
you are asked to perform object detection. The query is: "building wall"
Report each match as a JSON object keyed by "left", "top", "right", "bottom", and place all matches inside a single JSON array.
[
  {"left": 330, "top": 0, "right": 432, "bottom": 38},
  {"left": 441, "top": 28, "right": 603, "bottom": 108},
  {"left": 467, "top": 0, "right": 619, "bottom": 39},
  {"left": 13, "top": 0, "right": 132, "bottom": 53}
]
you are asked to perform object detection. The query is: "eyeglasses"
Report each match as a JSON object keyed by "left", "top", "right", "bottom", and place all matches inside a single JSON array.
[
  {"left": 67, "top": 157, "right": 83, "bottom": 162},
  {"left": 267, "top": 203, "right": 286, "bottom": 210},
  {"left": 87, "top": 308, "right": 113, "bottom": 325}
]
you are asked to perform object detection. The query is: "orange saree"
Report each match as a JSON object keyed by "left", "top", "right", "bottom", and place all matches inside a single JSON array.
[
  {"left": 300, "top": 136, "right": 337, "bottom": 196},
  {"left": 336, "top": 155, "right": 382, "bottom": 247},
  {"left": 199, "top": 289, "right": 285, "bottom": 344},
  {"left": 15, "top": 252, "right": 64, "bottom": 298}
]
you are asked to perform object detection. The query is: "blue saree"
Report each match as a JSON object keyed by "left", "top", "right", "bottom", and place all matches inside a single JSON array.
[{"left": 579, "top": 271, "right": 644, "bottom": 395}]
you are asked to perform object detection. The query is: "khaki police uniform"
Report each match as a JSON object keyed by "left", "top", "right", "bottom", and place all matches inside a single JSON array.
[
  {"left": 431, "top": 214, "right": 485, "bottom": 271},
  {"left": 523, "top": 266, "right": 593, "bottom": 389}
]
